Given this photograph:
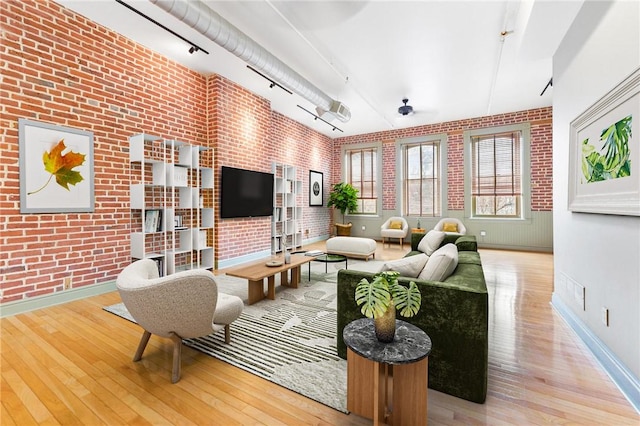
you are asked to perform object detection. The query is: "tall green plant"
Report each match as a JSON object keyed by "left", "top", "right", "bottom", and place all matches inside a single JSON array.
[
  {"left": 326, "top": 182, "right": 359, "bottom": 224},
  {"left": 355, "top": 271, "right": 422, "bottom": 319}
]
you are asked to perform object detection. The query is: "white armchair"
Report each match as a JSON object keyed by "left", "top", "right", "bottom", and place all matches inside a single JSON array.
[
  {"left": 116, "top": 259, "right": 243, "bottom": 383},
  {"left": 380, "top": 216, "right": 409, "bottom": 248},
  {"left": 434, "top": 218, "right": 467, "bottom": 235}
]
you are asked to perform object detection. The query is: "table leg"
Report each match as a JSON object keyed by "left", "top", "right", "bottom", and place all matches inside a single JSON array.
[
  {"left": 247, "top": 279, "right": 265, "bottom": 305},
  {"left": 290, "top": 266, "right": 300, "bottom": 288},
  {"left": 280, "top": 270, "right": 289, "bottom": 287},
  {"left": 267, "top": 275, "right": 275, "bottom": 300}
]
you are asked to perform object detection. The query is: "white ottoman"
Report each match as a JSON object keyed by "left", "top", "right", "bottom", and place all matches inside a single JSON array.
[{"left": 326, "top": 237, "right": 377, "bottom": 261}]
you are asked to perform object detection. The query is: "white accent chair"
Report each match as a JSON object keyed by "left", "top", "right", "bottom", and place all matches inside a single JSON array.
[
  {"left": 434, "top": 218, "right": 467, "bottom": 235},
  {"left": 116, "top": 259, "right": 243, "bottom": 383},
  {"left": 380, "top": 216, "right": 409, "bottom": 248}
]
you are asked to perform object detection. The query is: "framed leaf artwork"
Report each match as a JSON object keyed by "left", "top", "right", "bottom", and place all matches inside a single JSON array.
[
  {"left": 19, "top": 119, "right": 94, "bottom": 213},
  {"left": 568, "top": 67, "right": 639, "bottom": 216}
]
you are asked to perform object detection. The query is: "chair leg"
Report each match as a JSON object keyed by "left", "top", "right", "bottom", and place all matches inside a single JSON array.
[
  {"left": 169, "top": 333, "right": 182, "bottom": 383},
  {"left": 133, "top": 330, "right": 151, "bottom": 362},
  {"left": 224, "top": 324, "right": 231, "bottom": 344}
]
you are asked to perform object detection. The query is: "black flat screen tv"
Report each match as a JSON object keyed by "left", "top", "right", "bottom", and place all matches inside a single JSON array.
[{"left": 220, "top": 166, "right": 274, "bottom": 219}]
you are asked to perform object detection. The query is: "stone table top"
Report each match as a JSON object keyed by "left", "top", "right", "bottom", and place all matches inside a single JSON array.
[{"left": 343, "top": 318, "right": 432, "bottom": 365}]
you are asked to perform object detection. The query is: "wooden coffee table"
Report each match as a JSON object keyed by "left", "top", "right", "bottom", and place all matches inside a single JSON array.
[{"left": 225, "top": 254, "right": 314, "bottom": 305}]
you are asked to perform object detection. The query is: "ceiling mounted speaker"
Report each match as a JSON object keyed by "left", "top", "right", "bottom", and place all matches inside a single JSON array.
[{"left": 398, "top": 98, "right": 414, "bottom": 116}]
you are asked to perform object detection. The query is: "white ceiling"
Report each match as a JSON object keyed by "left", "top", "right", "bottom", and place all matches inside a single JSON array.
[{"left": 58, "top": 0, "right": 583, "bottom": 138}]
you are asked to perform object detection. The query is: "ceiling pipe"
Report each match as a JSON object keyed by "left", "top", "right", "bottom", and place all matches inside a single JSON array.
[{"left": 148, "top": 0, "right": 351, "bottom": 123}]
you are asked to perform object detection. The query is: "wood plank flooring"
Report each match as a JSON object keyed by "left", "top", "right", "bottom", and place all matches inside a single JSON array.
[{"left": 1, "top": 243, "right": 638, "bottom": 425}]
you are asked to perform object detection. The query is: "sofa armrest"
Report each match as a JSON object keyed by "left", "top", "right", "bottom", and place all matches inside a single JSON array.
[
  {"left": 411, "top": 232, "right": 426, "bottom": 251},
  {"left": 455, "top": 235, "right": 477, "bottom": 251}
]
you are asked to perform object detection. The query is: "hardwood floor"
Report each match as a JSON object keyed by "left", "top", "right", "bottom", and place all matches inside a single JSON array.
[{"left": 2, "top": 243, "right": 638, "bottom": 425}]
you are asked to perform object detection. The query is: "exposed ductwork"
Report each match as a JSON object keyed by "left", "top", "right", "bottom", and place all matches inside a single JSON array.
[{"left": 149, "top": 0, "right": 351, "bottom": 123}]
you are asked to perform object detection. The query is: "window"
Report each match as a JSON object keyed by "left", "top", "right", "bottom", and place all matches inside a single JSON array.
[
  {"left": 346, "top": 146, "right": 378, "bottom": 214},
  {"left": 402, "top": 141, "right": 441, "bottom": 216},
  {"left": 470, "top": 130, "right": 522, "bottom": 217}
]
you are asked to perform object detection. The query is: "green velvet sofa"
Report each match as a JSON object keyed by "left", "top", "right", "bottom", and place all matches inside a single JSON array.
[{"left": 336, "top": 232, "right": 488, "bottom": 403}]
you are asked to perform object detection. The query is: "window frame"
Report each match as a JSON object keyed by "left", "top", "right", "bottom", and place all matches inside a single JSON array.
[
  {"left": 464, "top": 123, "right": 531, "bottom": 220},
  {"left": 342, "top": 141, "right": 382, "bottom": 217},
  {"left": 396, "top": 134, "right": 447, "bottom": 218}
]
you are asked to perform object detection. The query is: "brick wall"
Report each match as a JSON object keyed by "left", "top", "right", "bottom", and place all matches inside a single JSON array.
[
  {"left": 333, "top": 107, "right": 553, "bottom": 212},
  {"left": 0, "top": 0, "right": 333, "bottom": 303},
  {"left": 210, "top": 76, "right": 333, "bottom": 262},
  {"left": 0, "top": 0, "right": 208, "bottom": 303}
]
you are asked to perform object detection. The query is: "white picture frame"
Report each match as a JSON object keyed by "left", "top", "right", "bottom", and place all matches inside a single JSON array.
[
  {"left": 568, "top": 67, "right": 640, "bottom": 216},
  {"left": 19, "top": 119, "right": 94, "bottom": 213}
]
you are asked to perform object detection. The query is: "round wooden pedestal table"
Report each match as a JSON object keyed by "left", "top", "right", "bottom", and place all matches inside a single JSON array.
[{"left": 343, "top": 318, "right": 432, "bottom": 425}]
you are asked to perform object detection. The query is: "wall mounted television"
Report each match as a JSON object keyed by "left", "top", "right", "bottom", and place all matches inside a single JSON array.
[{"left": 220, "top": 166, "right": 274, "bottom": 219}]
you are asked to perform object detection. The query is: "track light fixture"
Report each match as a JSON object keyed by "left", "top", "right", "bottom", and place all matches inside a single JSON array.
[
  {"left": 297, "top": 105, "right": 343, "bottom": 133},
  {"left": 247, "top": 66, "right": 292, "bottom": 94},
  {"left": 115, "top": 0, "right": 209, "bottom": 55}
]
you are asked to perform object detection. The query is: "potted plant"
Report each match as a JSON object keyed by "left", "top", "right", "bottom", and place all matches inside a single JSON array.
[
  {"left": 326, "top": 182, "right": 358, "bottom": 236},
  {"left": 355, "top": 271, "right": 422, "bottom": 342}
]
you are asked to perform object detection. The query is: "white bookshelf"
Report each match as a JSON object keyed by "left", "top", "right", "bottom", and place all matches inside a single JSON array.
[
  {"left": 129, "top": 133, "right": 214, "bottom": 275},
  {"left": 271, "top": 162, "right": 303, "bottom": 254}
]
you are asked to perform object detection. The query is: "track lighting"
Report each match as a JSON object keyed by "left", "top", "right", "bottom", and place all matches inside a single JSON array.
[
  {"left": 247, "top": 66, "right": 293, "bottom": 94},
  {"left": 297, "top": 105, "right": 343, "bottom": 133},
  {"left": 115, "top": 0, "right": 208, "bottom": 55}
]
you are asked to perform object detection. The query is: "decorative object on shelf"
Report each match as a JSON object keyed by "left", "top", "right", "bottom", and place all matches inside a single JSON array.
[
  {"left": 18, "top": 118, "right": 94, "bottom": 213},
  {"left": 355, "top": 271, "right": 421, "bottom": 342},
  {"left": 327, "top": 182, "right": 358, "bottom": 236},
  {"left": 309, "top": 170, "right": 323, "bottom": 206},
  {"left": 568, "top": 67, "right": 639, "bottom": 216}
]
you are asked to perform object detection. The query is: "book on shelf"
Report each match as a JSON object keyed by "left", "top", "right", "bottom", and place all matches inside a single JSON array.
[
  {"left": 144, "top": 210, "right": 161, "bottom": 233},
  {"left": 153, "top": 258, "right": 164, "bottom": 276}
]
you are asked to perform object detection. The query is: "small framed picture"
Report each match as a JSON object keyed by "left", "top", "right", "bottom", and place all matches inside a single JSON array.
[{"left": 309, "top": 170, "right": 323, "bottom": 206}]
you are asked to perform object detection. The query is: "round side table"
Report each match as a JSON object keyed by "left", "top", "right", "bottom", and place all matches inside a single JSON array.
[{"left": 343, "top": 318, "right": 432, "bottom": 425}]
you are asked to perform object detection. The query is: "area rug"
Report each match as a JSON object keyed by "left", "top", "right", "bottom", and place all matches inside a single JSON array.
[{"left": 104, "top": 258, "right": 383, "bottom": 413}]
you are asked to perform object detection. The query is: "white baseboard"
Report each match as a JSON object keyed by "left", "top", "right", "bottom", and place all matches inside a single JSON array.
[
  {"left": 0, "top": 281, "right": 117, "bottom": 318},
  {"left": 551, "top": 293, "right": 640, "bottom": 413}
]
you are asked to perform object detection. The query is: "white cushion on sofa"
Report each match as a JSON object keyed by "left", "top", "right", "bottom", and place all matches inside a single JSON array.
[
  {"left": 379, "top": 253, "right": 429, "bottom": 278},
  {"left": 418, "top": 243, "right": 458, "bottom": 281},
  {"left": 417, "top": 230, "right": 446, "bottom": 255}
]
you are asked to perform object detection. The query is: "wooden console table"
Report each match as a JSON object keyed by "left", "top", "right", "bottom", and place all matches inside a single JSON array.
[
  {"left": 225, "top": 254, "right": 313, "bottom": 305},
  {"left": 343, "top": 319, "right": 432, "bottom": 425}
]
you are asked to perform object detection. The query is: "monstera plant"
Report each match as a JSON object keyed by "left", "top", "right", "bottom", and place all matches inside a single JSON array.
[{"left": 355, "top": 271, "right": 422, "bottom": 342}]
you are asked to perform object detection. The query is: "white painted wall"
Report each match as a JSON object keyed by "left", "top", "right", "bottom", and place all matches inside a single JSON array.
[{"left": 553, "top": 0, "right": 640, "bottom": 379}]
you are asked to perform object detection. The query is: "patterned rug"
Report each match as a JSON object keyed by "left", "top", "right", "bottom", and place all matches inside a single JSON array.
[{"left": 104, "top": 258, "right": 383, "bottom": 413}]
